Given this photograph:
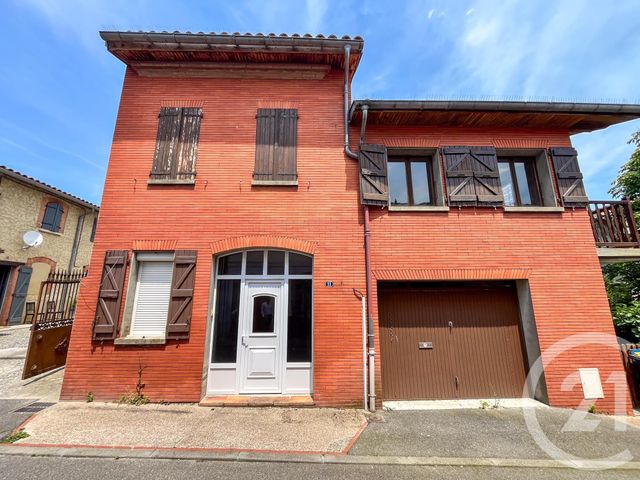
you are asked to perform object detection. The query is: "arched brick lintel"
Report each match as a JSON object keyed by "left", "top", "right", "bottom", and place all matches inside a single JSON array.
[
  {"left": 210, "top": 236, "right": 318, "bottom": 256},
  {"left": 26, "top": 256, "right": 57, "bottom": 269}
]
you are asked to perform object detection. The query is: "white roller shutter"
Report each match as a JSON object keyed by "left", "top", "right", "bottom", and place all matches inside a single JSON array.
[{"left": 131, "top": 260, "right": 173, "bottom": 337}]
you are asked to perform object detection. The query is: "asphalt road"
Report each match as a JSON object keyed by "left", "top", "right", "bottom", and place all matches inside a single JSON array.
[{"left": 0, "top": 455, "right": 637, "bottom": 479}]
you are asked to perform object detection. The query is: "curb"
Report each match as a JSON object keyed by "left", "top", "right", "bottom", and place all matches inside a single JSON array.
[{"left": 2, "top": 444, "right": 640, "bottom": 470}]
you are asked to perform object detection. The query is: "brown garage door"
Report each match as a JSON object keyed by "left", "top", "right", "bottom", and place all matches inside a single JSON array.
[{"left": 378, "top": 282, "right": 528, "bottom": 400}]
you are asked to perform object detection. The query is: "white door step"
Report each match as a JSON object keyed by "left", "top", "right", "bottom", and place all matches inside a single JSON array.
[{"left": 383, "top": 398, "right": 547, "bottom": 411}]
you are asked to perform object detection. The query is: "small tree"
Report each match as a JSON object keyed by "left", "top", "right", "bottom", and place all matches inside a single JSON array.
[{"left": 604, "top": 131, "right": 640, "bottom": 342}]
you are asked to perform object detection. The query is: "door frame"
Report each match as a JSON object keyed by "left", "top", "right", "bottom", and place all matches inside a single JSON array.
[{"left": 206, "top": 249, "right": 314, "bottom": 396}]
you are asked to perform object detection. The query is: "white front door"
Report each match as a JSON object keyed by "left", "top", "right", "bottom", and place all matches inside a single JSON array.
[{"left": 238, "top": 281, "right": 284, "bottom": 394}]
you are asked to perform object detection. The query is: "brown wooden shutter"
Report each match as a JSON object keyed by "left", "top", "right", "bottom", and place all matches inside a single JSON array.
[
  {"left": 151, "top": 108, "right": 182, "bottom": 180},
  {"left": 359, "top": 144, "right": 389, "bottom": 206},
  {"left": 151, "top": 107, "right": 202, "bottom": 181},
  {"left": 550, "top": 147, "right": 588, "bottom": 205},
  {"left": 254, "top": 109, "right": 298, "bottom": 182},
  {"left": 175, "top": 108, "right": 203, "bottom": 180},
  {"left": 166, "top": 250, "right": 197, "bottom": 340},
  {"left": 442, "top": 146, "right": 503, "bottom": 206},
  {"left": 93, "top": 250, "right": 128, "bottom": 341}
]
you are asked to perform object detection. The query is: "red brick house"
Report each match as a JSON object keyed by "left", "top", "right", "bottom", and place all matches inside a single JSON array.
[{"left": 61, "top": 31, "right": 640, "bottom": 412}]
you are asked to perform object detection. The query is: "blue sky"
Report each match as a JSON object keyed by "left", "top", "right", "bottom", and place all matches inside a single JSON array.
[{"left": 1, "top": 0, "right": 639, "bottom": 205}]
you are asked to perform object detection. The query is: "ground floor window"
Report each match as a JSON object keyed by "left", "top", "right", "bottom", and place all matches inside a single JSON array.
[{"left": 130, "top": 253, "right": 174, "bottom": 337}]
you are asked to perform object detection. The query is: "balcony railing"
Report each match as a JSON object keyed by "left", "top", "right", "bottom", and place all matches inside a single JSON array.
[{"left": 588, "top": 199, "right": 640, "bottom": 248}]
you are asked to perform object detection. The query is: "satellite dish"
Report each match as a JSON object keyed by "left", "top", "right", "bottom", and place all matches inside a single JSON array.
[{"left": 23, "top": 231, "right": 43, "bottom": 249}]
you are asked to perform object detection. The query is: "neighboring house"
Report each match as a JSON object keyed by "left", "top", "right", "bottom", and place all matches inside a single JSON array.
[
  {"left": 61, "top": 31, "right": 640, "bottom": 413},
  {"left": 0, "top": 166, "right": 99, "bottom": 326}
]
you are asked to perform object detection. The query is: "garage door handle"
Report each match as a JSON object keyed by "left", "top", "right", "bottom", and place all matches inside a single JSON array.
[
  {"left": 454, "top": 376, "right": 459, "bottom": 388},
  {"left": 448, "top": 321, "right": 454, "bottom": 330}
]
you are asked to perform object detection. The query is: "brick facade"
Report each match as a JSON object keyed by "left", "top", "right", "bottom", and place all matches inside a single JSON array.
[{"left": 61, "top": 64, "right": 629, "bottom": 413}]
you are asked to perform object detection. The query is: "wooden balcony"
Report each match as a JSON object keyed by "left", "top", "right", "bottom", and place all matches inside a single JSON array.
[{"left": 589, "top": 199, "right": 640, "bottom": 264}]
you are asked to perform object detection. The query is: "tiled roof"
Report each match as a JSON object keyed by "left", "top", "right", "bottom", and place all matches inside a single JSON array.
[
  {"left": 103, "top": 30, "right": 363, "bottom": 41},
  {"left": 0, "top": 165, "right": 99, "bottom": 210}
]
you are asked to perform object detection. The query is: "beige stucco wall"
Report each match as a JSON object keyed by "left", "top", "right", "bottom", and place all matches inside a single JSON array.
[
  {"left": 0, "top": 176, "right": 98, "bottom": 323},
  {"left": 0, "top": 176, "right": 98, "bottom": 268}
]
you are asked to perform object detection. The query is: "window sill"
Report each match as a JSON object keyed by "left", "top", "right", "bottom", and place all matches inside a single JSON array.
[
  {"left": 251, "top": 180, "right": 298, "bottom": 186},
  {"left": 114, "top": 336, "right": 166, "bottom": 346},
  {"left": 38, "top": 227, "right": 62, "bottom": 236},
  {"left": 503, "top": 206, "right": 565, "bottom": 213},
  {"left": 388, "top": 205, "right": 450, "bottom": 212},
  {"left": 147, "top": 179, "right": 196, "bottom": 185}
]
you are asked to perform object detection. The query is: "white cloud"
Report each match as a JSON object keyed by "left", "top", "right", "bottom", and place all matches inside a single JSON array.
[
  {"left": 428, "top": 9, "right": 435, "bottom": 19},
  {"left": 466, "top": 8, "right": 474, "bottom": 15}
]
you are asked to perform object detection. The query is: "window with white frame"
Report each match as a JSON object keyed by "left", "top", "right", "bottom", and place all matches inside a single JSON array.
[{"left": 130, "top": 252, "right": 174, "bottom": 338}]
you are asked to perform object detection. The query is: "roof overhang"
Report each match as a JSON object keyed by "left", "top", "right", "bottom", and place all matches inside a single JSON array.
[
  {"left": 99, "top": 31, "right": 364, "bottom": 78},
  {"left": 350, "top": 100, "right": 640, "bottom": 134}
]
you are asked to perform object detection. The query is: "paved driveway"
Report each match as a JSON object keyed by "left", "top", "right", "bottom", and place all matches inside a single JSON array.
[
  {"left": 351, "top": 407, "right": 640, "bottom": 462},
  {"left": 0, "top": 325, "right": 62, "bottom": 439}
]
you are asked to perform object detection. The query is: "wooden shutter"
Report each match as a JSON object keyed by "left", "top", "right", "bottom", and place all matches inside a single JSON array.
[
  {"left": 550, "top": 147, "right": 588, "bottom": 205},
  {"left": 151, "top": 108, "right": 181, "bottom": 180},
  {"left": 359, "top": 144, "right": 389, "bottom": 206},
  {"left": 254, "top": 109, "right": 298, "bottom": 182},
  {"left": 166, "top": 250, "right": 197, "bottom": 340},
  {"left": 151, "top": 107, "right": 202, "bottom": 181},
  {"left": 442, "top": 146, "right": 503, "bottom": 206},
  {"left": 175, "top": 108, "right": 203, "bottom": 180},
  {"left": 93, "top": 250, "right": 128, "bottom": 341}
]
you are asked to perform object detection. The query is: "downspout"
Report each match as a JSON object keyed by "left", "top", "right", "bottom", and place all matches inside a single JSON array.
[
  {"left": 68, "top": 210, "right": 88, "bottom": 271},
  {"left": 343, "top": 44, "right": 358, "bottom": 160},
  {"left": 344, "top": 44, "right": 376, "bottom": 411}
]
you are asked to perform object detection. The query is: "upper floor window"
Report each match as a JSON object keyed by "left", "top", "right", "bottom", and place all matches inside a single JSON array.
[
  {"left": 253, "top": 108, "right": 298, "bottom": 185},
  {"left": 388, "top": 157, "right": 433, "bottom": 206},
  {"left": 41, "top": 201, "right": 64, "bottom": 232},
  {"left": 150, "top": 107, "right": 203, "bottom": 183},
  {"left": 498, "top": 157, "right": 542, "bottom": 207}
]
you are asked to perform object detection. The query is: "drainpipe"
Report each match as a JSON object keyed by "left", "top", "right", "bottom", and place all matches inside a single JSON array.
[
  {"left": 364, "top": 206, "right": 376, "bottom": 411},
  {"left": 343, "top": 44, "right": 358, "bottom": 160},
  {"left": 68, "top": 211, "right": 87, "bottom": 271},
  {"left": 344, "top": 44, "right": 376, "bottom": 411},
  {"left": 353, "top": 289, "right": 368, "bottom": 410}
]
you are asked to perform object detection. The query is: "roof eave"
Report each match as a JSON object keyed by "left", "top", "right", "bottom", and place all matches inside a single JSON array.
[{"left": 0, "top": 167, "right": 99, "bottom": 210}]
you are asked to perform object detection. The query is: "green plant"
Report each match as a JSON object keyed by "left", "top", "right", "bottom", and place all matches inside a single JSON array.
[
  {"left": 119, "top": 392, "right": 149, "bottom": 406},
  {"left": 86, "top": 391, "right": 94, "bottom": 403},
  {"left": 480, "top": 400, "right": 490, "bottom": 410},
  {"left": 588, "top": 404, "right": 597, "bottom": 414},
  {"left": 118, "top": 361, "right": 149, "bottom": 406},
  {"left": 1, "top": 429, "right": 30, "bottom": 443}
]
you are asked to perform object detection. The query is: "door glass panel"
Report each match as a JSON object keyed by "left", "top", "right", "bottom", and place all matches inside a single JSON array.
[
  {"left": 212, "top": 279, "right": 241, "bottom": 363},
  {"left": 267, "top": 251, "right": 285, "bottom": 275},
  {"left": 218, "top": 253, "right": 242, "bottom": 275},
  {"left": 253, "top": 295, "right": 275, "bottom": 333},
  {"left": 388, "top": 162, "right": 409, "bottom": 205},
  {"left": 498, "top": 163, "right": 515, "bottom": 206},
  {"left": 287, "top": 279, "right": 312, "bottom": 362},
  {"left": 288, "top": 253, "right": 312, "bottom": 275},
  {"left": 410, "top": 162, "right": 431, "bottom": 205},
  {"left": 514, "top": 162, "right": 532, "bottom": 205},
  {"left": 246, "top": 251, "right": 264, "bottom": 275}
]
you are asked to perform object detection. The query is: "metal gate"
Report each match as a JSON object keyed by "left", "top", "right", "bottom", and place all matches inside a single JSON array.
[
  {"left": 22, "top": 269, "right": 86, "bottom": 380},
  {"left": 378, "top": 282, "right": 529, "bottom": 400}
]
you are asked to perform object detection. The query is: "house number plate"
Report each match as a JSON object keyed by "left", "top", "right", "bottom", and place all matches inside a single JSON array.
[{"left": 418, "top": 342, "right": 433, "bottom": 350}]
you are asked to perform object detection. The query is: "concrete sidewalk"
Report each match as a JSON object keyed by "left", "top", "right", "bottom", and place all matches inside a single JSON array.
[
  {"left": 351, "top": 408, "right": 640, "bottom": 462},
  {"left": 11, "top": 402, "right": 367, "bottom": 454}
]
